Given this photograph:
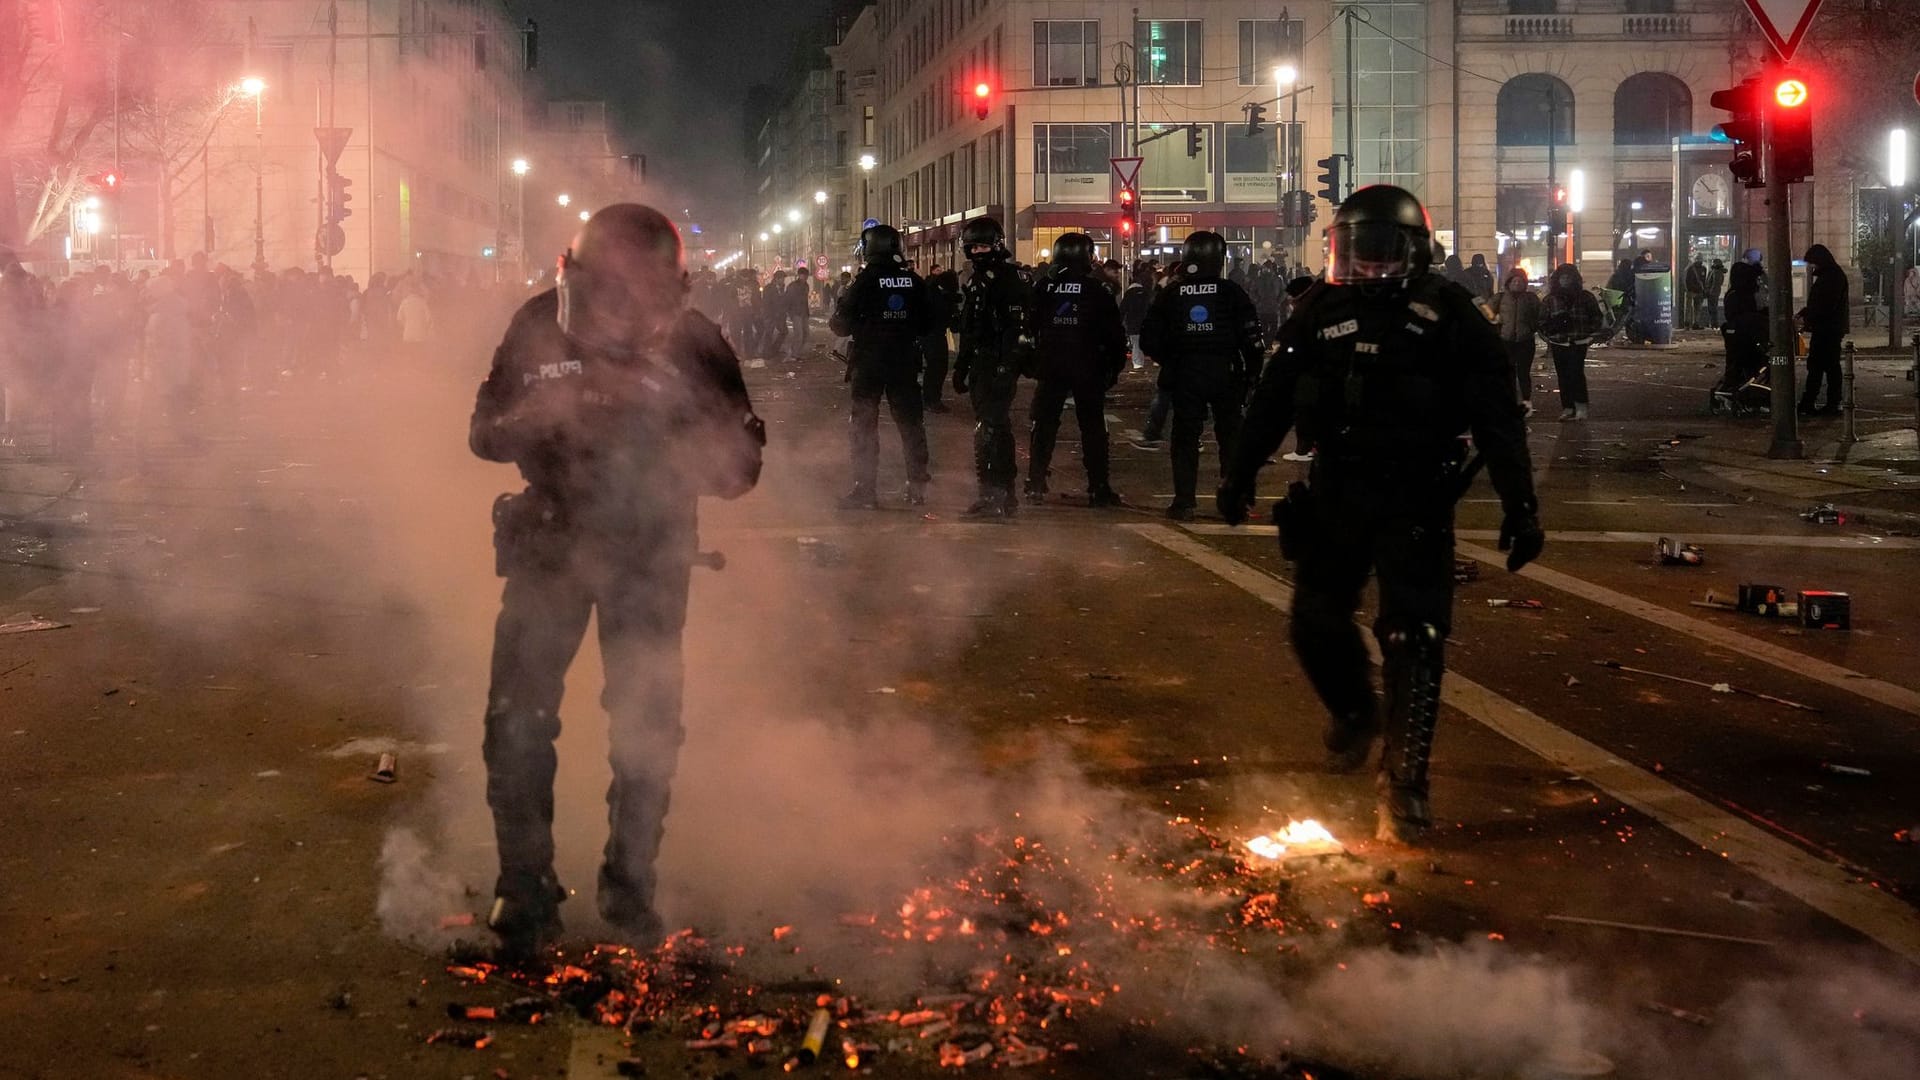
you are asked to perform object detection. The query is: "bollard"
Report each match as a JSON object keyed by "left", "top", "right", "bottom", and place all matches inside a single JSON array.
[{"left": 1842, "top": 341, "right": 1857, "bottom": 446}]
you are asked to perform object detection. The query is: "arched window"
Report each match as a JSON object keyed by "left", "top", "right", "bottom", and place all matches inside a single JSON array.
[
  {"left": 1614, "top": 72, "right": 1692, "bottom": 145},
  {"left": 1498, "top": 74, "right": 1575, "bottom": 147}
]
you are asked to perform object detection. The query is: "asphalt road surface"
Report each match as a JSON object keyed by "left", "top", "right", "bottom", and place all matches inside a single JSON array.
[{"left": 1, "top": 325, "right": 1917, "bottom": 1080}]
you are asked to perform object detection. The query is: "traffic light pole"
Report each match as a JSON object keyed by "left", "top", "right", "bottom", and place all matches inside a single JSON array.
[{"left": 1763, "top": 115, "right": 1801, "bottom": 459}]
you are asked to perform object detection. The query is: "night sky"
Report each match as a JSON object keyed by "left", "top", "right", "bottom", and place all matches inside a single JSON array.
[{"left": 522, "top": 0, "right": 832, "bottom": 237}]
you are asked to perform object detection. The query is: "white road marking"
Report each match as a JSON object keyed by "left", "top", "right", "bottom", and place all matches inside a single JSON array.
[
  {"left": 567, "top": 1021, "right": 635, "bottom": 1078},
  {"left": 1124, "top": 523, "right": 1920, "bottom": 965},
  {"left": 1180, "top": 523, "right": 1919, "bottom": 550},
  {"left": 1179, "top": 523, "right": 1920, "bottom": 714}
]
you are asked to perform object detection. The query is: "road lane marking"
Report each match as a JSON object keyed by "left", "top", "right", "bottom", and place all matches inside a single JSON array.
[
  {"left": 1178, "top": 524, "right": 1920, "bottom": 715},
  {"left": 1180, "top": 523, "right": 1920, "bottom": 550},
  {"left": 1124, "top": 522, "right": 1920, "bottom": 965}
]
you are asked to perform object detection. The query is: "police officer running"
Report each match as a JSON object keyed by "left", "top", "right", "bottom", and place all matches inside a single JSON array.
[
  {"left": 1217, "top": 186, "right": 1544, "bottom": 844},
  {"left": 829, "top": 224, "right": 935, "bottom": 508},
  {"left": 1025, "top": 233, "right": 1126, "bottom": 507},
  {"left": 953, "top": 217, "right": 1035, "bottom": 519},
  {"left": 1140, "top": 231, "right": 1264, "bottom": 521},
  {"left": 469, "top": 205, "right": 767, "bottom": 956}
]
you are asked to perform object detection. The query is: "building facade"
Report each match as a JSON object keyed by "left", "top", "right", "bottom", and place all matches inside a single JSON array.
[{"left": 763, "top": 0, "right": 1870, "bottom": 285}]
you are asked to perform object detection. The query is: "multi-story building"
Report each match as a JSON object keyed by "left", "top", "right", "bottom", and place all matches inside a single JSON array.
[
  {"left": 170, "top": 0, "right": 528, "bottom": 285},
  {"left": 806, "top": 0, "right": 1866, "bottom": 284}
]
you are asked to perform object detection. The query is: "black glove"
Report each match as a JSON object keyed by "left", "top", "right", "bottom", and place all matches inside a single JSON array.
[
  {"left": 952, "top": 363, "right": 970, "bottom": 394},
  {"left": 1498, "top": 511, "right": 1545, "bottom": 573},
  {"left": 1215, "top": 479, "right": 1253, "bottom": 527}
]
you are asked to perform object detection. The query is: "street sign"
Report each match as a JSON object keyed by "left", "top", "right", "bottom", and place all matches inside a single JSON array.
[
  {"left": 316, "top": 223, "right": 346, "bottom": 258},
  {"left": 1110, "top": 156, "right": 1143, "bottom": 191},
  {"left": 314, "top": 127, "right": 353, "bottom": 167},
  {"left": 1738, "top": 0, "right": 1826, "bottom": 64}
]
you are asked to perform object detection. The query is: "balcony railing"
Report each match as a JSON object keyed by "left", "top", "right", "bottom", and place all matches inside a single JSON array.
[
  {"left": 1624, "top": 15, "right": 1691, "bottom": 35},
  {"left": 1506, "top": 16, "right": 1574, "bottom": 38}
]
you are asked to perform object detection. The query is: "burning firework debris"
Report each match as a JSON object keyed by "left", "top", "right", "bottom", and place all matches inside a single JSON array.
[
  {"left": 425, "top": 1026, "right": 493, "bottom": 1048},
  {"left": 430, "top": 818, "right": 1401, "bottom": 1071}
]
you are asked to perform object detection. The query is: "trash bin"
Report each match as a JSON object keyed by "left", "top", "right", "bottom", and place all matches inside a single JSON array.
[{"left": 1633, "top": 264, "right": 1674, "bottom": 345}]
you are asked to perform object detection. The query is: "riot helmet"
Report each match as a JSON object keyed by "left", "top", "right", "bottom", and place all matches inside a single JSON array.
[
  {"left": 861, "top": 224, "right": 904, "bottom": 266},
  {"left": 1052, "top": 232, "right": 1095, "bottom": 275},
  {"left": 1180, "top": 231, "right": 1228, "bottom": 278},
  {"left": 556, "top": 204, "right": 687, "bottom": 353},
  {"left": 1325, "top": 185, "right": 1433, "bottom": 286},
  {"left": 961, "top": 216, "right": 1007, "bottom": 262}
]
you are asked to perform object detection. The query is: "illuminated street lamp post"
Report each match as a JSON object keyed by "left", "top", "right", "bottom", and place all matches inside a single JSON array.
[
  {"left": 1274, "top": 64, "right": 1299, "bottom": 261},
  {"left": 813, "top": 189, "right": 828, "bottom": 269},
  {"left": 511, "top": 157, "right": 530, "bottom": 278},
  {"left": 240, "top": 77, "right": 266, "bottom": 271},
  {"left": 1890, "top": 128, "right": 1909, "bottom": 350},
  {"left": 858, "top": 153, "right": 876, "bottom": 227},
  {"left": 556, "top": 193, "right": 571, "bottom": 207}
]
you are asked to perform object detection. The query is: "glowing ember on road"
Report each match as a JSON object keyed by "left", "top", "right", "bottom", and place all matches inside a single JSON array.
[{"left": 1242, "top": 820, "right": 1343, "bottom": 860}]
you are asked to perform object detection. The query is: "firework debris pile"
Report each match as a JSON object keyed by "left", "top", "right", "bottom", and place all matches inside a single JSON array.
[{"left": 425, "top": 819, "right": 1396, "bottom": 1072}]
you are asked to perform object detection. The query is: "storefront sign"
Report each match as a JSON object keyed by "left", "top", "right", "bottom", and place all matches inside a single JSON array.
[
  {"left": 1224, "top": 172, "right": 1278, "bottom": 203},
  {"left": 1049, "top": 172, "right": 1110, "bottom": 204},
  {"left": 1151, "top": 213, "right": 1195, "bottom": 227}
]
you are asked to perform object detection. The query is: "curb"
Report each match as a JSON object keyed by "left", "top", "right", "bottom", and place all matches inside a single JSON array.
[{"left": 1657, "top": 448, "right": 1920, "bottom": 534}]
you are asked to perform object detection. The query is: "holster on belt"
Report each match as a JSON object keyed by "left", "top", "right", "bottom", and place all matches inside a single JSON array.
[
  {"left": 491, "top": 490, "right": 570, "bottom": 577},
  {"left": 1272, "top": 480, "right": 1313, "bottom": 562}
]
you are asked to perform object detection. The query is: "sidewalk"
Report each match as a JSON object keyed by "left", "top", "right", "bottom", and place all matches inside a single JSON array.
[{"left": 1573, "top": 337, "right": 1920, "bottom": 530}]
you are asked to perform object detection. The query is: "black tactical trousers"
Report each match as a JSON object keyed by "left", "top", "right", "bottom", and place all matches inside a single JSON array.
[
  {"left": 1287, "top": 477, "right": 1455, "bottom": 727},
  {"left": 1799, "top": 330, "right": 1843, "bottom": 410},
  {"left": 849, "top": 358, "right": 931, "bottom": 491},
  {"left": 483, "top": 547, "right": 691, "bottom": 928},
  {"left": 970, "top": 361, "right": 1019, "bottom": 497},
  {"left": 1027, "top": 372, "right": 1110, "bottom": 493},
  {"left": 1168, "top": 362, "right": 1245, "bottom": 505},
  {"left": 920, "top": 331, "right": 950, "bottom": 408}
]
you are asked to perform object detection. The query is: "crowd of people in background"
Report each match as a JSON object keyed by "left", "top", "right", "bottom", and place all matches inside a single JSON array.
[
  {"left": 0, "top": 253, "right": 521, "bottom": 459},
  {"left": 0, "top": 231, "right": 1877, "bottom": 468}
]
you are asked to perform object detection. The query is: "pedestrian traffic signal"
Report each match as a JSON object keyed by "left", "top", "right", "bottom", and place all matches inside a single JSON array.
[
  {"left": 972, "top": 81, "right": 992, "bottom": 120},
  {"left": 1244, "top": 102, "right": 1267, "bottom": 137},
  {"left": 1770, "top": 73, "right": 1813, "bottom": 184},
  {"left": 326, "top": 171, "right": 354, "bottom": 223},
  {"left": 1185, "top": 124, "right": 1204, "bottom": 159},
  {"left": 1315, "top": 155, "right": 1343, "bottom": 204},
  {"left": 1709, "top": 77, "right": 1765, "bottom": 188}
]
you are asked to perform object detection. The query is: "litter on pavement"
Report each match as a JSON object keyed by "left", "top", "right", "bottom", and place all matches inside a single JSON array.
[
  {"left": 1655, "top": 537, "right": 1704, "bottom": 566},
  {"left": 0, "top": 617, "right": 69, "bottom": 635}
]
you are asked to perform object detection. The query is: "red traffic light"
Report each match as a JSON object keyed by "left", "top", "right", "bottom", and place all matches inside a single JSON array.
[
  {"left": 1773, "top": 78, "right": 1808, "bottom": 108},
  {"left": 1119, "top": 189, "right": 1134, "bottom": 205},
  {"left": 970, "top": 80, "right": 992, "bottom": 119},
  {"left": 974, "top": 82, "right": 990, "bottom": 99}
]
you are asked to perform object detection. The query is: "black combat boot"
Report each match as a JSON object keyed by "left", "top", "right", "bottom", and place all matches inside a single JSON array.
[
  {"left": 1376, "top": 624, "right": 1445, "bottom": 844},
  {"left": 1322, "top": 700, "right": 1379, "bottom": 774},
  {"left": 1087, "top": 486, "right": 1124, "bottom": 508},
  {"left": 488, "top": 870, "right": 567, "bottom": 964},
  {"left": 1023, "top": 478, "right": 1049, "bottom": 505}
]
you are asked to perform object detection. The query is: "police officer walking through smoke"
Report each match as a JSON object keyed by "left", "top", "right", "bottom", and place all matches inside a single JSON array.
[
  {"left": 953, "top": 216, "right": 1035, "bottom": 519},
  {"left": 1140, "top": 231, "right": 1264, "bottom": 521},
  {"left": 829, "top": 223, "right": 935, "bottom": 508},
  {"left": 1217, "top": 186, "right": 1544, "bottom": 844},
  {"left": 1025, "top": 232, "right": 1126, "bottom": 507},
  {"left": 469, "top": 204, "right": 767, "bottom": 958}
]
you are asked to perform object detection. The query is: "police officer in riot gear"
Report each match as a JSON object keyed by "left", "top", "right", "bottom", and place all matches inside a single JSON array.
[
  {"left": 1140, "top": 231, "right": 1264, "bottom": 521},
  {"left": 470, "top": 204, "right": 766, "bottom": 957},
  {"left": 1026, "top": 233, "right": 1125, "bottom": 507},
  {"left": 953, "top": 216, "right": 1035, "bottom": 519},
  {"left": 830, "top": 224, "right": 935, "bottom": 508},
  {"left": 1217, "top": 185, "right": 1543, "bottom": 844}
]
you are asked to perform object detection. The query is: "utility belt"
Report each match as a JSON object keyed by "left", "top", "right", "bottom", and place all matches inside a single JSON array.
[
  {"left": 1272, "top": 452, "right": 1476, "bottom": 563},
  {"left": 491, "top": 489, "right": 571, "bottom": 577}
]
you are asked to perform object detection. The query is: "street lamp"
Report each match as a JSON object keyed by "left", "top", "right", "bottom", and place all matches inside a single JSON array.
[
  {"left": 814, "top": 189, "right": 828, "bottom": 266},
  {"left": 557, "top": 193, "right": 571, "bottom": 207},
  {"left": 509, "top": 158, "right": 530, "bottom": 277},
  {"left": 578, "top": 209, "right": 590, "bottom": 222},
  {"left": 858, "top": 154, "right": 877, "bottom": 226},
  {"left": 1274, "top": 64, "right": 1301, "bottom": 260},
  {"left": 1890, "top": 128, "right": 1910, "bottom": 348},
  {"left": 239, "top": 77, "right": 266, "bottom": 271}
]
